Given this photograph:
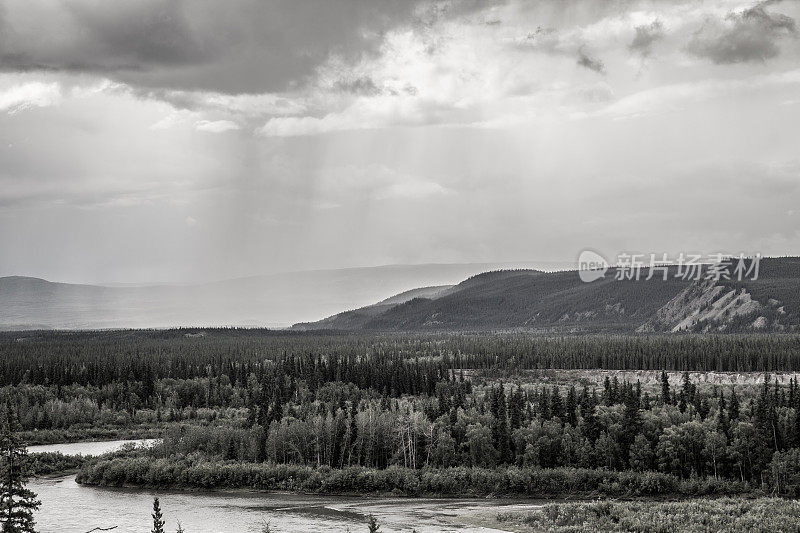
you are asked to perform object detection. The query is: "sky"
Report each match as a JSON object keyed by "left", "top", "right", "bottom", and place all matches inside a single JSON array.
[{"left": 1, "top": 0, "right": 799, "bottom": 284}]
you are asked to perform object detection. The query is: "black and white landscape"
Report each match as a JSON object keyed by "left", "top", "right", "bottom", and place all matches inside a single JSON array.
[{"left": 2, "top": 1, "right": 800, "bottom": 533}]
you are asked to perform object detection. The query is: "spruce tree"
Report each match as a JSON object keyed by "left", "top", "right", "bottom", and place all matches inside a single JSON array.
[
  {"left": 660, "top": 371, "right": 670, "bottom": 405},
  {"left": 152, "top": 497, "right": 165, "bottom": 533},
  {"left": 490, "top": 385, "right": 511, "bottom": 462},
  {"left": 550, "top": 386, "right": 564, "bottom": 421},
  {"left": 582, "top": 404, "right": 600, "bottom": 443},
  {"left": 728, "top": 387, "right": 740, "bottom": 420},
  {"left": 0, "top": 404, "right": 40, "bottom": 533},
  {"left": 538, "top": 388, "right": 551, "bottom": 420},
  {"left": 681, "top": 372, "right": 694, "bottom": 404},
  {"left": 508, "top": 387, "right": 524, "bottom": 431},
  {"left": 717, "top": 392, "right": 729, "bottom": 437},
  {"left": 621, "top": 391, "right": 642, "bottom": 456},
  {"left": 602, "top": 376, "right": 612, "bottom": 406},
  {"left": 565, "top": 386, "right": 578, "bottom": 427},
  {"left": 611, "top": 376, "right": 620, "bottom": 404}
]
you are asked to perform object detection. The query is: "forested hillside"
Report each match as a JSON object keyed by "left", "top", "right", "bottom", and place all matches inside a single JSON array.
[{"left": 296, "top": 257, "right": 800, "bottom": 333}]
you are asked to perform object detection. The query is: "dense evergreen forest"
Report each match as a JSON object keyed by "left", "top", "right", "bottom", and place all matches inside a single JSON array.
[
  {"left": 4, "top": 330, "right": 800, "bottom": 389},
  {"left": 3, "top": 330, "right": 800, "bottom": 497},
  {"left": 76, "top": 369, "right": 800, "bottom": 497}
]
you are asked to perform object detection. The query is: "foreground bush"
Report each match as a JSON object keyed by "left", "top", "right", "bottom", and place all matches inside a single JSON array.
[{"left": 495, "top": 497, "right": 800, "bottom": 532}]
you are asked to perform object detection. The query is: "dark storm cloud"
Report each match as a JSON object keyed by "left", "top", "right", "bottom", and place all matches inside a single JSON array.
[
  {"left": 629, "top": 20, "right": 665, "bottom": 57},
  {"left": 0, "top": 0, "right": 451, "bottom": 94},
  {"left": 1, "top": 1, "right": 217, "bottom": 74},
  {"left": 687, "top": 1, "right": 796, "bottom": 64},
  {"left": 577, "top": 47, "right": 605, "bottom": 74},
  {"left": 67, "top": 2, "right": 207, "bottom": 68}
]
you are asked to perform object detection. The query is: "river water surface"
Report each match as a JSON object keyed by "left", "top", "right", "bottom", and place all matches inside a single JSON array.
[{"left": 28, "top": 440, "right": 537, "bottom": 533}]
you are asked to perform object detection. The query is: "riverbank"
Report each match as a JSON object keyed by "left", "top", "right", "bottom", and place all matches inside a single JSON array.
[
  {"left": 76, "top": 458, "right": 759, "bottom": 499},
  {"left": 28, "top": 439, "right": 158, "bottom": 478},
  {"left": 467, "top": 497, "right": 800, "bottom": 532},
  {"left": 21, "top": 424, "right": 165, "bottom": 446},
  {"left": 28, "top": 451, "right": 87, "bottom": 477}
]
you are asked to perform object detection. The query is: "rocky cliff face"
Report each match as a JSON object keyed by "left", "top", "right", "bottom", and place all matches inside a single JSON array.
[{"left": 639, "top": 278, "right": 792, "bottom": 333}]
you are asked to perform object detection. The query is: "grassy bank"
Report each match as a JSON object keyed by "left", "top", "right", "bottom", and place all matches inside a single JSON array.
[{"left": 479, "top": 497, "right": 800, "bottom": 532}]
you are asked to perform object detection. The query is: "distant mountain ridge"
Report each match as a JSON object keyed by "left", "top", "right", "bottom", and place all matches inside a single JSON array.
[
  {"left": 0, "top": 262, "right": 550, "bottom": 330},
  {"left": 294, "top": 257, "right": 800, "bottom": 333}
]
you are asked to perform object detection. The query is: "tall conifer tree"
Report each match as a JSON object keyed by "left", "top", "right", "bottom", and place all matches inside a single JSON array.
[{"left": 0, "top": 403, "right": 40, "bottom": 533}]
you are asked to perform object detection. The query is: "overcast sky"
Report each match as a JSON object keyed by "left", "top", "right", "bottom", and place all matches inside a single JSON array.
[{"left": 1, "top": 0, "right": 799, "bottom": 284}]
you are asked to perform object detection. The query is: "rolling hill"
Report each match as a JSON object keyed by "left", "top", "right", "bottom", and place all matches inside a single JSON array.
[
  {"left": 294, "top": 257, "right": 800, "bottom": 333},
  {"left": 0, "top": 262, "right": 547, "bottom": 330}
]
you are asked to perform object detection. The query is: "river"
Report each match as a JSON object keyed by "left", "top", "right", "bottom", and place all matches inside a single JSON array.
[{"left": 28, "top": 440, "right": 539, "bottom": 533}]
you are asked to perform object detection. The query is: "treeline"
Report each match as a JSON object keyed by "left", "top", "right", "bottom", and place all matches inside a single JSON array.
[
  {"left": 3, "top": 332, "right": 800, "bottom": 390},
  {"left": 451, "top": 334, "right": 800, "bottom": 372},
  {"left": 78, "top": 372, "right": 800, "bottom": 495}
]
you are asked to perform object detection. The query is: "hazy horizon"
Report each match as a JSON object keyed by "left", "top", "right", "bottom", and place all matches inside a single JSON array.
[
  {"left": 1, "top": 259, "right": 580, "bottom": 286},
  {"left": 1, "top": 260, "right": 582, "bottom": 328}
]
